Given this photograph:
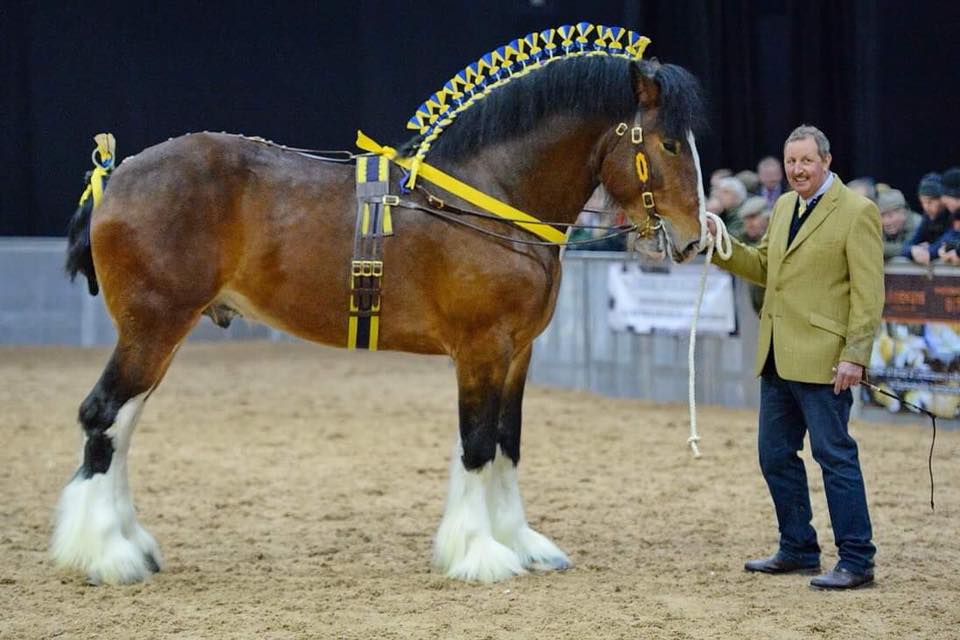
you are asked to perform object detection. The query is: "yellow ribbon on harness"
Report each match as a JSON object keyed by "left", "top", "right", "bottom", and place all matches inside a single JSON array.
[
  {"left": 355, "top": 130, "right": 568, "bottom": 244},
  {"left": 78, "top": 133, "right": 116, "bottom": 209}
]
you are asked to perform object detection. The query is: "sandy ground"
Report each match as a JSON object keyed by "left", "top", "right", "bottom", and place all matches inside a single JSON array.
[{"left": 0, "top": 341, "right": 957, "bottom": 640}]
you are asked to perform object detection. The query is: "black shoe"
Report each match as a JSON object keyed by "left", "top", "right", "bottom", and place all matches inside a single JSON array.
[
  {"left": 744, "top": 553, "right": 821, "bottom": 575},
  {"left": 810, "top": 567, "right": 874, "bottom": 590}
]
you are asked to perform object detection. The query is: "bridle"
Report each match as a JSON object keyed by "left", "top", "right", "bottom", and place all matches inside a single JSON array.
[{"left": 610, "top": 111, "right": 663, "bottom": 240}]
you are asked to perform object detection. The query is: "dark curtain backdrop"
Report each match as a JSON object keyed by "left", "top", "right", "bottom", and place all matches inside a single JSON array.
[{"left": 2, "top": 0, "right": 958, "bottom": 236}]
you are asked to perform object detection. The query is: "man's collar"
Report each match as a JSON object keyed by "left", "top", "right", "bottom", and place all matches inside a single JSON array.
[{"left": 802, "top": 172, "right": 835, "bottom": 205}]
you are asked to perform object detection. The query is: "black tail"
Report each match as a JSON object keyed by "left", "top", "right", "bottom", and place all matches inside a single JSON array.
[{"left": 65, "top": 170, "right": 104, "bottom": 296}]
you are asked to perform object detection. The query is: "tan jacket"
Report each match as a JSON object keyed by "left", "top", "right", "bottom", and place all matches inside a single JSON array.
[{"left": 714, "top": 176, "right": 884, "bottom": 383}]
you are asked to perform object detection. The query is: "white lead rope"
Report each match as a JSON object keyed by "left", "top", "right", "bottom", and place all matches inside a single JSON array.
[{"left": 687, "top": 211, "right": 733, "bottom": 457}]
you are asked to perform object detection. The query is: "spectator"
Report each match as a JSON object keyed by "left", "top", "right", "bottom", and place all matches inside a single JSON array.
[
  {"left": 847, "top": 177, "right": 878, "bottom": 202},
  {"left": 930, "top": 168, "right": 960, "bottom": 265},
  {"left": 714, "top": 176, "right": 746, "bottom": 238},
  {"left": 710, "top": 168, "right": 733, "bottom": 190},
  {"left": 757, "top": 156, "right": 785, "bottom": 206},
  {"left": 736, "top": 169, "right": 761, "bottom": 196},
  {"left": 933, "top": 209, "right": 960, "bottom": 266},
  {"left": 736, "top": 196, "right": 770, "bottom": 314},
  {"left": 876, "top": 189, "right": 920, "bottom": 261},
  {"left": 904, "top": 172, "right": 951, "bottom": 264}
]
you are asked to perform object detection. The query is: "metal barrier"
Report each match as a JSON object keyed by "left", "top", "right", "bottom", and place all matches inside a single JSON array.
[{"left": 529, "top": 251, "right": 761, "bottom": 408}]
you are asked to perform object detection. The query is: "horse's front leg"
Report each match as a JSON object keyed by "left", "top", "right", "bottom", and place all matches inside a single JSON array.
[
  {"left": 490, "top": 344, "right": 571, "bottom": 572},
  {"left": 433, "top": 342, "right": 526, "bottom": 582}
]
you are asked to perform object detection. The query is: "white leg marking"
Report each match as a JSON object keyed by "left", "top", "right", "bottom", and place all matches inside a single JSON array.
[
  {"left": 488, "top": 447, "right": 571, "bottom": 572},
  {"left": 51, "top": 392, "right": 163, "bottom": 585},
  {"left": 433, "top": 440, "right": 525, "bottom": 582}
]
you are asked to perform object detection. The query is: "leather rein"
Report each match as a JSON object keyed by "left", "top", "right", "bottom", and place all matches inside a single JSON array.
[{"left": 243, "top": 116, "right": 664, "bottom": 248}]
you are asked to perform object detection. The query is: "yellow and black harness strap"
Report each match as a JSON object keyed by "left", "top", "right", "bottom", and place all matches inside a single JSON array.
[{"left": 348, "top": 154, "right": 395, "bottom": 350}]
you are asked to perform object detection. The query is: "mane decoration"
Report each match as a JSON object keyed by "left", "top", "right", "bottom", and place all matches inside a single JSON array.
[{"left": 402, "top": 23, "right": 651, "bottom": 187}]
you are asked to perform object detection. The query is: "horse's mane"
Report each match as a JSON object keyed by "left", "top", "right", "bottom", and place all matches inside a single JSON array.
[{"left": 399, "top": 56, "right": 706, "bottom": 163}]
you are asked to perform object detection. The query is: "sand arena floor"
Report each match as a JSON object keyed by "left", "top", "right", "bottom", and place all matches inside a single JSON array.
[{"left": 0, "top": 341, "right": 957, "bottom": 639}]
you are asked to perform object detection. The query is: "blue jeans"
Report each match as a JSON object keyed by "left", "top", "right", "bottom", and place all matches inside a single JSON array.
[{"left": 759, "top": 371, "right": 876, "bottom": 573}]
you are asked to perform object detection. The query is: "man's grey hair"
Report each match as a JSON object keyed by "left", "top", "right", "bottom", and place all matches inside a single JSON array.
[{"left": 784, "top": 124, "right": 831, "bottom": 158}]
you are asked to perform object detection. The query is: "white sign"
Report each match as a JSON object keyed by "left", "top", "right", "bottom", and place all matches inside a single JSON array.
[{"left": 607, "top": 262, "right": 737, "bottom": 335}]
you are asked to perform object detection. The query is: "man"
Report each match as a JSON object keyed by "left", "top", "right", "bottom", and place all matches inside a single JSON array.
[
  {"left": 903, "top": 172, "right": 950, "bottom": 264},
  {"left": 736, "top": 196, "right": 771, "bottom": 314},
  {"left": 877, "top": 189, "right": 920, "bottom": 260},
  {"left": 930, "top": 168, "right": 960, "bottom": 265},
  {"left": 713, "top": 176, "right": 747, "bottom": 239},
  {"left": 757, "top": 156, "right": 785, "bottom": 207},
  {"left": 706, "top": 125, "right": 884, "bottom": 590}
]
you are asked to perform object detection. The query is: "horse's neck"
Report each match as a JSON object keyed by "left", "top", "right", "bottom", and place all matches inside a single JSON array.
[{"left": 446, "top": 117, "right": 612, "bottom": 226}]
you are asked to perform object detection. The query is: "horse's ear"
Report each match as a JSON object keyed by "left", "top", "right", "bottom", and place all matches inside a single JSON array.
[{"left": 630, "top": 61, "right": 660, "bottom": 110}]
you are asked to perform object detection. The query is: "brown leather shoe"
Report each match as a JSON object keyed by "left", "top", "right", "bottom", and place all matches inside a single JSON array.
[
  {"left": 744, "top": 553, "right": 821, "bottom": 574},
  {"left": 810, "top": 568, "right": 874, "bottom": 590}
]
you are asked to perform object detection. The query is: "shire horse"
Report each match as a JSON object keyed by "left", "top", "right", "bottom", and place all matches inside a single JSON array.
[{"left": 55, "top": 47, "right": 708, "bottom": 584}]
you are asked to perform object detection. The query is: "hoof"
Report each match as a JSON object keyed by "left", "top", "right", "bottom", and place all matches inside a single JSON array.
[
  {"left": 441, "top": 536, "right": 527, "bottom": 583},
  {"left": 511, "top": 527, "right": 571, "bottom": 572}
]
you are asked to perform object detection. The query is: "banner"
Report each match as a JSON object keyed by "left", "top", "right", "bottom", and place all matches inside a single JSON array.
[
  {"left": 607, "top": 262, "right": 736, "bottom": 335},
  {"left": 863, "top": 272, "right": 960, "bottom": 419}
]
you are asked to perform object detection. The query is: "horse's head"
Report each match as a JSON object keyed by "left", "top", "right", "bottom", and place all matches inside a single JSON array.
[{"left": 600, "top": 60, "right": 707, "bottom": 263}]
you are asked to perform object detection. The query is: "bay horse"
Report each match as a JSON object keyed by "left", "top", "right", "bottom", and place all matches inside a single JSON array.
[{"left": 55, "top": 50, "right": 708, "bottom": 584}]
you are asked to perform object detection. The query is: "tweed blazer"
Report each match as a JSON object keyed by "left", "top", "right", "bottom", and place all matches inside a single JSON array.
[{"left": 714, "top": 175, "right": 884, "bottom": 384}]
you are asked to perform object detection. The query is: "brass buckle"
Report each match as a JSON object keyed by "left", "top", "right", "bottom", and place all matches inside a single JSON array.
[
  {"left": 351, "top": 260, "right": 384, "bottom": 277},
  {"left": 631, "top": 126, "right": 643, "bottom": 144},
  {"left": 642, "top": 191, "right": 656, "bottom": 210},
  {"left": 382, "top": 195, "right": 399, "bottom": 206}
]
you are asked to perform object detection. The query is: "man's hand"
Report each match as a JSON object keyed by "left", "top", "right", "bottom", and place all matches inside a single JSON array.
[
  {"left": 705, "top": 216, "right": 717, "bottom": 238},
  {"left": 831, "top": 361, "right": 864, "bottom": 395},
  {"left": 941, "top": 248, "right": 960, "bottom": 266},
  {"left": 911, "top": 243, "right": 931, "bottom": 265}
]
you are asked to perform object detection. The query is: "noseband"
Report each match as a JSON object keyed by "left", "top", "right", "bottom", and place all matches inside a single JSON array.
[{"left": 613, "top": 115, "right": 663, "bottom": 240}]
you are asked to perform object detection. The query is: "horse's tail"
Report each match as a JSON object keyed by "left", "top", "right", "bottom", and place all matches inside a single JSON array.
[{"left": 66, "top": 133, "right": 116, "bottom": 296}]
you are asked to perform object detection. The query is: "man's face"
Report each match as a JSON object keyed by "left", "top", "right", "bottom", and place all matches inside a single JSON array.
[
  {"left": 757, "top": 161, "right": 782, "bottom": 190},
  {"left": 919, "top": 195, "right": 944, "bottom": 218},
  {"left": 716, "top": 186, "right": 742, "bottom": 211},
  {"left": 743, "top": 213, "right": 768, "bottom": 240},
  {"left": 942, "top": 194, "right": 960, "bottom": 214},
  {"left": 881, "top": 207, "right": 907, "bottom": 236},
  {"left": 784, "top": 137, "right": 831, "bottom": 200}
]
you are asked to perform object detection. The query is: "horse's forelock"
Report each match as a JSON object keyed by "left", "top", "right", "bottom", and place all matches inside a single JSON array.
[{"left": 650, "top": 62, "right": 708, "bottom": 141}]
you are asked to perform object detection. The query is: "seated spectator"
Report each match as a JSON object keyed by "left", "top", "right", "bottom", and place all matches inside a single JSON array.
[
  {"left": 713, "top": 176, "right": 746, "bottom": 238},
  {"left": 568, "top": 188, "right": 626, "bottom": 251},
  {"left": 904, "top": 172, "right": 951, "bottom": 264},
  {"left": 933, "top": 209, "right": 960, "bottom": 266},
  {"left": 736, "top": 196, "right": 770, "bottom": 314},
  {"left": 757, "top": 156, "right": 785, "bottom": 207},
  {"left": 930, "top": 169, "right": 960, "bottom": 265},
  {"left": 710, "top": 168, "right": 733, "bottom": 190},
  {"left": 877, "top": 189, "right": 920, "bottom": 260},
  {"left": 735, "top": 169, "right": 761, "bottom": 196},
  {"left": 848, "top": 177, "right": 878, "bottom": 202}
]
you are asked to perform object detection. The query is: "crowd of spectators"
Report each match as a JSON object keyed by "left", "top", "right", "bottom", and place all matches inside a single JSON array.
[{"left": 569, "top": 157, "right": 960, "bottom": 275}]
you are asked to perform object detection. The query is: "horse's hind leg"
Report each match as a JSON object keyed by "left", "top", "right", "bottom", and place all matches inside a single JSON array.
[
  {"left": 489, "top": 344, "right": 570, "bottom": 572},
  {"left": 51, "top": 309, "right": 198, "bottom": 585},
  {"left": 433, "top": 342, "right": 526, "bottom": 582}
]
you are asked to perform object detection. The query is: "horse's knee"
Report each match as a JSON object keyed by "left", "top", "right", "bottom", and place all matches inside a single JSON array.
[
  {"left": 77, "top": 371, "right": 138, "bottom": 478},
  {"left": 461, "top": 429, "right": 498, "bottom": 471}
]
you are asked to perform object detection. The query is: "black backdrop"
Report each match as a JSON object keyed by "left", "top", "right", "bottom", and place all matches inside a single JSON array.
[{"left": 2, "top": 0, "right": 958, "bottom": 236}]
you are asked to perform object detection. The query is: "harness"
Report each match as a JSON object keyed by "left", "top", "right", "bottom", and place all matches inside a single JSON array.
[{"left": 345, "top": 118, "right": 663, "bottom": 349}]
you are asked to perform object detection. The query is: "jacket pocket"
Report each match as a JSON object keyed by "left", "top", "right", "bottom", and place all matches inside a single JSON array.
[{"left": 809, "top": 311, "right": 847, "bottom": 337}]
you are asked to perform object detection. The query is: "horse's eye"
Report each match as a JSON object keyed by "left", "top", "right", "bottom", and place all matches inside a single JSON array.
[{"left": 661, "top": 139, "right": 681, "bottom": 156}]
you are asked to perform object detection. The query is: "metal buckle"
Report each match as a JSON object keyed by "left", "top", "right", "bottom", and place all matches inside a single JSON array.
[
  {"left": 615, "top": 122, "right": 628, "bottom": 136},
  {"left": 642, "top": 192, "right": 656, "bottom": 210},
  {"left": 631, "top": 126, "right": 643, "bottom": 144},
  {"left": 351, "top": 260, "right": 383, "bottom": 277},
  {"left": 382, "top": 195, "right": 400, "bottom": 206}
]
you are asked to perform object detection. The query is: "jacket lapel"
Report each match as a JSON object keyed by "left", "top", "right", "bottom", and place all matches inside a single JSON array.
[{"left": 784, "top": 177, "right": 842, "bottom": 257}]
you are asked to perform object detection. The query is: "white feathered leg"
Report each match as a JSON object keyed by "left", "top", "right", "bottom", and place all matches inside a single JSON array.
[
  {"left": 433, "top": 440, "right": 526, "bottom": 582},
  {"left": 488, "top": 447, "right": 571, "bottom": 572},
  {"left": 51, "top": 392, "right": 163, "bottom": 585}
]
